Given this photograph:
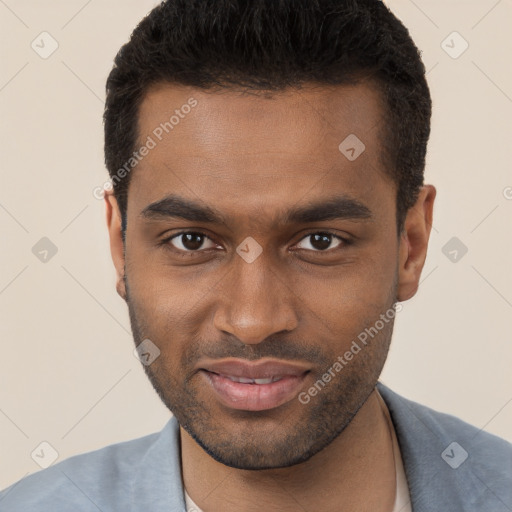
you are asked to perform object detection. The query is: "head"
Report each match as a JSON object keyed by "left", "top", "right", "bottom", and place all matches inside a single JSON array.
[{"left": 104, "top": 0, "right": 435, "bottom": 470}]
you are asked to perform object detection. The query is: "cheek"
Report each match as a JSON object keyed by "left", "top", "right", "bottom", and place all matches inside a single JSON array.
[
  {"left": 126, "top": 248, "right": 194, "bottom": 312},
  {"left": 290, "top": 259, "right": 397, "bottom": 355},
  {"left": 299, "top": 250, "right": 396, "bottom": 310},
  {"left": 126, "top": 262, "right": 211, "bottom": 354}
]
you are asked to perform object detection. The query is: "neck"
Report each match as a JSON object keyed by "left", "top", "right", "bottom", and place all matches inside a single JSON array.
[{"left": 180, "top": 388, "right": 396, "bottom": 512}]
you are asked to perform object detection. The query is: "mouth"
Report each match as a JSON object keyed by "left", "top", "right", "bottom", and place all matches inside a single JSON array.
[
  {"left": 214, "top": 374, "right": 285, "bottom": 384},
  {"left": 199, "top": 369, "right": 310, "bottom": 411}
]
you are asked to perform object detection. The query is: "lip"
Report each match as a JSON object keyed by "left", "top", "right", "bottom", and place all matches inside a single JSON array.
[
  {"left": 197, "top": 358, "right": 310, "bottom": 412},
  {"left": 197, "top": 358, "right": 310, "bottom": 379},
  {"left": 200, "top": 370, "right": 309, "bottom": 411}
]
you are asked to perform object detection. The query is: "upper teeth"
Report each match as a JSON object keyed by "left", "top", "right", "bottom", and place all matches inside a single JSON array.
[{"left": 223, "top": 375, "right": 282, "bottom": 384}]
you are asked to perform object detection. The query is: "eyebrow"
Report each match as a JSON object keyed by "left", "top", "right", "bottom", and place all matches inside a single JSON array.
[{"left": 140, "top": 193, "right": 373, "bottom": 225}]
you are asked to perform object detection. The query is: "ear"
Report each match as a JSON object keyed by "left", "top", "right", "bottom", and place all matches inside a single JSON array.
[
  {"left": 104, "top": 190, "right": 127, "bottom": 301},
  {"left": 397, "top": 185, "right": 436, "bottom": 302}
]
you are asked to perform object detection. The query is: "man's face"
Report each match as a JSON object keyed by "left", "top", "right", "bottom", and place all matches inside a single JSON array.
[{"left": 119, "top": 82, "right": 402, "bottom": 469}]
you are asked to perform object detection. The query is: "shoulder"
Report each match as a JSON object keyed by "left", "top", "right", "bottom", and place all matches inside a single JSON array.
[
  {"left": 0, "top": 420, "right": 178, "bottom": 511},
  {"left": 378, "top": 381, "right": 512, "bottom": 455},
  {"left": 377, "top": 382, "right": 512, "bottom": 510}
]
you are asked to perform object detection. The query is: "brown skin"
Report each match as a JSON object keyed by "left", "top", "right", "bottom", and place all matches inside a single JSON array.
[{"left": 105, "top": 81, "right": 435, "bottom": 511}]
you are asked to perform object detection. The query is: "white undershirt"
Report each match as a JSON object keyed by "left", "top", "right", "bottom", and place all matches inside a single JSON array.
[{"left": 184, "top": 390, "right": 412, "bottom": 512}]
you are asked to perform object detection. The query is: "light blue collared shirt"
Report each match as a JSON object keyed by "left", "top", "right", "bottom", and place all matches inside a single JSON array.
[{"left": 1, "top": 382, "right": 511, "bottom": 511}]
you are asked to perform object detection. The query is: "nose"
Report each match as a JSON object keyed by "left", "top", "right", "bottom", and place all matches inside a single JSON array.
[{"left": 212, "top": 252, "right": 299, "bottom": 345}]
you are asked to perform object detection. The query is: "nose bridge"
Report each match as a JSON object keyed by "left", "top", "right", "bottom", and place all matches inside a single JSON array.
[{"left": 213, "top": 251, "right": 298, "bottom": 344}]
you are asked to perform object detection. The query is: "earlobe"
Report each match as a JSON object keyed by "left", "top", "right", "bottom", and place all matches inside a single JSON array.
[
  {"left": 104, "top": 191, "right": 127, "bottom": 301},
  {"left": 396, "top": 185, "right": 436, "bottom": 302}
]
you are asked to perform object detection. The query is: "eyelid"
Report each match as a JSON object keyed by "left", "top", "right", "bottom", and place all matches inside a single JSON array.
[
  {"left": 162, "top": 229, "right": 220, "bottom": 252},
  {"left": 293, "top": 230, "right": 351, "bottom": 252},
  {"left": 161, "top": 229, "right": 351, "bottom": 254}
]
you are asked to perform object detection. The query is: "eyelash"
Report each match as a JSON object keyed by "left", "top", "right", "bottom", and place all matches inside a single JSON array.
[{"left": 160, "top": 230, "right": 352, "bottom": 256}]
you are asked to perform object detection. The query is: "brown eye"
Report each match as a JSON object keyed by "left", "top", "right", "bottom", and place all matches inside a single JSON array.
[
  {"left": 296, "top": 232, "right": 344, "bottom": 251},
  {"left": 169, "top": 232, "right": 217, "bottom": 252}
]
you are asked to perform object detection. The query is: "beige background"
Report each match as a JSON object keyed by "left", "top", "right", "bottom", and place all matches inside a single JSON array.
[{"left": 1, "top": 0, "right": 511, "bottom": 490}]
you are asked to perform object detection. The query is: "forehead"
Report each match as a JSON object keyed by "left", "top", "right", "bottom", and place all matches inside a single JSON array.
[
  {"left": 137, "top": 80, "right": 385, "bottom": 153},
  {"left": 130, "top": 81, "right": 392, "bottom": 220}
]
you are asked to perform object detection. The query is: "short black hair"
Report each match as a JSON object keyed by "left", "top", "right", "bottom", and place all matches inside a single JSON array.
[{"left": 104, "top": 0, "right": 431, "bottom": 234}]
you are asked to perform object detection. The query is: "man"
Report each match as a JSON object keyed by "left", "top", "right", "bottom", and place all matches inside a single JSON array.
[{"left": 1, "top": 0, "right": 511, "bottom": 510}]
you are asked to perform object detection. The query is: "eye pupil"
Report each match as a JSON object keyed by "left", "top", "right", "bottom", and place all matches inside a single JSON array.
[
  {"left": 310, "top": 233, "right": 332, "bottom": 251},
  {"left": 182, "top": 233, "right": 204, "bottom": 251}
]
